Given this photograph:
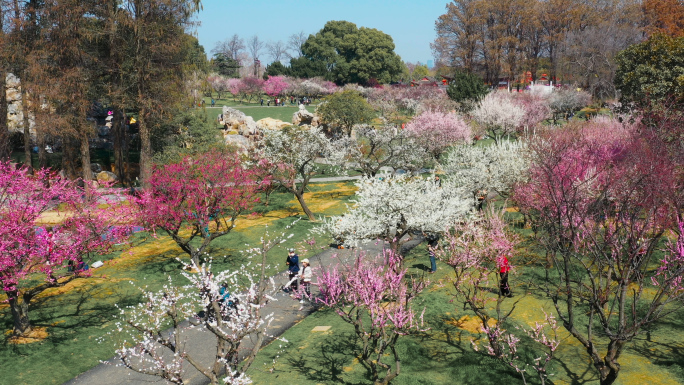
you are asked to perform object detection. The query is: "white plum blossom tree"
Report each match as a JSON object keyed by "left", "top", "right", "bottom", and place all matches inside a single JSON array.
[
  {"left": 319, "top": 174, "right": 473, "bottom": 251},
  {"left": 471, "top": 92, "right": 526, "bottom": 143},
  {"left": 441, "top": 141, "right": 529, "bottom": 202},
  {"left": 345, "top": 125, "right": 430, "bottom": 177},
  {"left": 110, "top": 229, "right": 294, "bottom": 385},
  {"left": 258, "top": 126, "right": 347, "bottom": 221}
]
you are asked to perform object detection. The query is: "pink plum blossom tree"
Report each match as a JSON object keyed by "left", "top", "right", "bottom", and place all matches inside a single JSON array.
[
  {"left": 135, "top": 149, "right": 262, "bottom": 266},
  {"left": 404, "top": 110, "right": 471, "bottom": 159},
  {"left": 437, "top": 209, "right": 560, "bottom": 384},
  {"left": 227, "top": 78, "right": 244, "bottom": 102},
  {"left": 0, "top": 163, "right": 131, "bottom": 337},
  {"left": 262, "top": 75, "right": 289, "bottom": 97},
  {"left": 317, "top": 249, "right": 427, "bottom": 385},
  {"left": 513, "top": 119, "right": 684, "bottom": 385}
]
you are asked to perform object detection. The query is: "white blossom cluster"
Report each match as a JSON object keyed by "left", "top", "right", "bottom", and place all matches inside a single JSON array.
[
  {"left": 471, "top": 92, "right": 525, "bottom": 142},
  {"left": 441, "top": 140, "right": 530, "bottom": 199},
  {"left": 346, "top": 125, "right": 430, "bottom": 176},
  {"left": 318, "top": 174, "right": 473, "bottom": 246},
  {"left": 260, "top": 126, "right": 348, "bottom": 179},
  {"left": 108, "top": 228, "right": 293, "bottom": 385}
]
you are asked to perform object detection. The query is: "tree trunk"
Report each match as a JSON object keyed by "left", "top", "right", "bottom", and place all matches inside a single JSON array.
[
  {"left": 293, "top": 190, "right": 315, "bottom": 221},
  {"left": 0, "top": 69, "right": 10, "bottom": 161},
  {"left": 138, "top": 106, "right": 151, "bottom": 187},
  {"left": 80, "top": 131, "right": 92, "bottom": 181},
  {"left": 62, "top": 136, "right": 79, "bottom": 179},
  {"left": 7, "top": 291, "right": 31, "bottom": 337},
  {"left": 21, "top": 91, "right": 32, "bottom": 170},
  {"left": 112, "top": 108, "right": 126, "bottom": 185},
  {"left": 37, "top": 121, "right": 47, "bottom": 169}
]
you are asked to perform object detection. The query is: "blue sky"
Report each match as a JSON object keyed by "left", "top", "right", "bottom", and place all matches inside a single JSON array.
[{"left": 194, "top": 0, "right": 449, "bottom": 65}]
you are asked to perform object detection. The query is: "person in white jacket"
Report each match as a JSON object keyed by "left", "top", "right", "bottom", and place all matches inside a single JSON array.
[{"left": 299, "top": 258, "right": 312, "bottom": 303}]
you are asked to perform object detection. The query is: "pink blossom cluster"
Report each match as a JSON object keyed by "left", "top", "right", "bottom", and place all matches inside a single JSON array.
[{"left": 404, "top": 110, "right": 471, "bottom": 157}]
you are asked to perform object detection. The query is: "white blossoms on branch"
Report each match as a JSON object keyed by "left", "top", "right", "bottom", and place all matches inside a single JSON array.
[
  {"left": 318, "top": 174, "right": 473, "bottom": 247},
  {"left": 441, "top": 141, "right": 529, "bottom": 199}
]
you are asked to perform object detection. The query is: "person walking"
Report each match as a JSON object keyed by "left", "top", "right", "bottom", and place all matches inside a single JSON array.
[
  {"left": 299, "top": 258, "right": 312, "bottom": 303},
  {"left": 211, "top": 98, "right": 215, "bottom": 107},
  {"left": 284, "top": 248, "right": 299, "bottom": 293},
  {"left": 425, "top": 232, "right": 440, "bottom": 273},
  {"left": 499, "top": 254, "right": 512, "bottom": 297}
]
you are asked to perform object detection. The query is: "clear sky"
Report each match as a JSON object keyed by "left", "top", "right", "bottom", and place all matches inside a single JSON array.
[{"left": 194, "top": 0, "right": 449, "bottom": 65}]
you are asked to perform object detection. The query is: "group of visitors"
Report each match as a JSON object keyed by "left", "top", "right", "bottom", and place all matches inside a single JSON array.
[{"left": 283, "top": 248, "right": 312, "bottom": 304}]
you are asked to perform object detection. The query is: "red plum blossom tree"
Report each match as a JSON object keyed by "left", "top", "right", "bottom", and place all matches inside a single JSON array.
[
  {"left": 513, "top": 118, "right": 684, "bottom": 385},
  {"left": 0, "top": 163, "right": 131, "bottom": 337},
  {"left": 135, "top": 149, "right": 262, "bottom": 266}
]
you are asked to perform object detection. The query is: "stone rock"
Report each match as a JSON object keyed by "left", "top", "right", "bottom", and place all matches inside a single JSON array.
[
  {"left": 6, "top": 87, "right": 21, "bottom": 102},
  {"left": 256, "top": 117, "right": 290, "bottom": 131},
  {"left": 220, "top": 106, "right": 247, "bottom": 126},
  {"left": 292, "top": 104, "right": 315, "bottom": 126},
  {"left": 224, "top": 133, "right": 250, "bottom": 148},
  {"left": 90, "top": 163, "right": 103, "bottom": 173},
  {"left": 97, "top": 171, "right": 118, "bottom": 184}
]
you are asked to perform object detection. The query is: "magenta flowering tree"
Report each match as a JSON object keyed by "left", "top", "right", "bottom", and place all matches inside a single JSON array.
[
  {"left": 135, "top": 149, "right": 262, "bottom": 266},
  {"left": 513, "top": 119, "right": 684, "bottom": 385},
  {"left": 0, "top": 162, "right": 131, "bottom": 337},
  {"left": 404, "top": 110, "right": 471, "bottom": 159},
  {"left": 262, "top": 75, "right": 289, "bottom": 97},
  {"left": 238, "top": 77, "right": 265, "bottom": 103},
  {"left": 317, "top": 249, "right": 427, "bottom": 385}
]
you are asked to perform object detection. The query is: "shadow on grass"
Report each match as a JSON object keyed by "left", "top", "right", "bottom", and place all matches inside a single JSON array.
[
  {"left": 285, "top": 331, "right": 367, "bottom": 385},
  {"left": 2, "top": 279, "right": 141, "bottom": 351}
]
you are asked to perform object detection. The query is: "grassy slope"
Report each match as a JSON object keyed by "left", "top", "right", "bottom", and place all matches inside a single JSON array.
[
  {"left": 0, "top": 182, "right": 357, "bottom": 385},
  {"left": 247, "top": 205, "right": 684, "bottom": 385}
]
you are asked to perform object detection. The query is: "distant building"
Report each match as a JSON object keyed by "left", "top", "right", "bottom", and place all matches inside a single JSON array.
[{"left": 427, "top": 60, "right": 434, "bottom": 69}]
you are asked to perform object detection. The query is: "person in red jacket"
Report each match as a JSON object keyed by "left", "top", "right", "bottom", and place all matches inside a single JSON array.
[{"left": 499, "top": 255, "right": 512, "bottom": 297}]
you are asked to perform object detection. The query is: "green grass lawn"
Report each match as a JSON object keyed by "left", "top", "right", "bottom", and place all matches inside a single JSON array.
[
  {"left": 0, "top": 181, "right": 357, "bottom": 385},
  {"left": 246, "top": 202, "right": 684, "bottom": 385}
]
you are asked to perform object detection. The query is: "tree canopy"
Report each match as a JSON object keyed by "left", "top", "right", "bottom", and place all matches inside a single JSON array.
[
  {"left": 615, "top": 33, "right": 684, "bottom": 105},
  {"left": 299, "top": 20, "right": 404, "bottom": 85}
]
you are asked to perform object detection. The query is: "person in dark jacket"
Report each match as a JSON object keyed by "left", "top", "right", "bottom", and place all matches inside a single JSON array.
[
  {"left": 425, "top": 232, "right": 440, "bottom": 273},
  {"left": 285, "top": 248, "right": 300, "bottom": 293}
]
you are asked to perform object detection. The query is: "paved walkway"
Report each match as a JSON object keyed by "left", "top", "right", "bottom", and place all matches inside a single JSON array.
[{"left": 64, "top": 236, "right": 424, "bottom": 385}]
